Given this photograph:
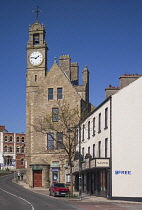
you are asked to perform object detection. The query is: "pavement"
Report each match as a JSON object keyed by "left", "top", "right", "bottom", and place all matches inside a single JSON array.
[{"left": 13, "top": 175, "right": 142, "bottom": 205}]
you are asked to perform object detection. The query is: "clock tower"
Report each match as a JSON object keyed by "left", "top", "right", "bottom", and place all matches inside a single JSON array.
[{"left": 26, "top": 19, "right": 48, "bottom": 86}]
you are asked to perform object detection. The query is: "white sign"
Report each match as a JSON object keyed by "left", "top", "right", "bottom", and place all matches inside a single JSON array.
[{"left": 96, "top": 159, "right": 109, "bottom": 167}]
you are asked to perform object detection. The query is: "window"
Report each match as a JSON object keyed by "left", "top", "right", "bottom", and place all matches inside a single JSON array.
[
  {"left": 4, "top": 136, "right": 7, "bottom": 142},
  {"left": 48, "top": 88, "right": 53, "bottom": 100},
  {"left": 93, "top": 117, "right": 95, "bottom": 136},
  {"left": 47, "top": 133, "right": 54, "bottom": 149},
  {"left": 33, "top": 33, "right": 40, "bottom": 45},
  {"left": 82, "top": 124, "right": 84, "bottom": 141},
  {"left": 76, "top": 129, "right": 78, "bottom": 145},
  {"left": 98, "top": 141, "right": 101, "bottom": 158},
  {"left": 16, "top": 146, "right": 20, "bottom": 153},
  {"left": 21, "top": 146, "right": 25, "bottom": 153},
  {"left": 82, "top": 147, "right": 84, "bottom": 158},
  {"left": 57, "top": 88, "right": 62, "bottom": 99},
  {"left": 66, "top": 174, "right": 70, "bottom": 183},
  {"left": 88, "top": 121, "right": 90, "bottom": 139},
  {"left": 21, "top": 158, "right": 25, "bottom": 165},
  {"left": 52, "top": 108, "right": 59, "bottom": 122},
  {"left": 10, "top": 136, "right": 12, "bottom": 142},
  {"left": 105, "top": 108, "right": 108, "bottom": 129},
  {"left": 93, "top": 144, "right": 95, "bottom": 158},
  {"left": 98, "top": 113, "right": 101, "bottom": 133},
  {"left": 9, "top": 146, "right": 13, "bottom": 153},
  {"left": 22, "top": 137, "right": 25, "bottom": 143},
  {"left": 88, "top": 146, "right": 90, "bottom": 154},
  {"left": 35, "top": 75, "right": 37, "bottom": 81},
  {"left": 79, "top": 126, "right": 81, "bottom": 143},
  {"left": 57, "top": 132, "right": 63, "bottom": 148},
  {"left": 105, "top": 138, "right": 108, "bottom": 158},
  {"left": 16, "top": 137, "right": 20, "bottom": 142},
  {"left": 4, "top": 145, "right": 8, "bottom": 152}
]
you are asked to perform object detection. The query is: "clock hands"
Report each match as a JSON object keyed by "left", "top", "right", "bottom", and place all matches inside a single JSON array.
[{"left": 30, "top": 55, "right": 40, "bottom": 59}]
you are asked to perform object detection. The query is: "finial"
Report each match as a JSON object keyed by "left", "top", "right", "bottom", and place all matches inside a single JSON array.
[{"left": 32, "top": 6, "right": 41, "bottom": 22}]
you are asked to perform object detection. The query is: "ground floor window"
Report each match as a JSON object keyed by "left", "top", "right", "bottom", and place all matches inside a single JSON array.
[
  {"left": 66, "top": 174, "right": 70, "bottom": 183},
  {"left": 52, "top": 170, "right": 59, "bottom": 182}
]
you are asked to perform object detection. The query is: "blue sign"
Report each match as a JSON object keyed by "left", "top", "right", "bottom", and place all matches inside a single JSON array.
[{"left": 115, "top": 170, "right": 131, "bottom": 175}]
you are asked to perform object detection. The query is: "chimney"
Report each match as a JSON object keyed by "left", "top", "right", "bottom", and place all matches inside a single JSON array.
[
  {"left": 119, "top": 74, "right": 141, "bottom": 89},
  {"left": 105, "top": 85, "right": 120, "bottom": 98},
  {"left": 59, "top": 55, "right": 71, "bottom": 79}
]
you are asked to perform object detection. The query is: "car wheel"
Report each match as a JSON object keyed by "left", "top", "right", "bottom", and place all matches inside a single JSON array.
[{"left": 53, "top": 192, "right": 56, "bottom": 197}]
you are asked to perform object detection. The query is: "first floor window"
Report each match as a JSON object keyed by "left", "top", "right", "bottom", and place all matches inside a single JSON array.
[
  {"left": 52, "top": 108, "right": 59, "bottom": 122},
  {"left": 22, "top": 137, "right": 25, "bottom": 142},
  {"left": 105, "top": 138, "right": 108, "bottom": 158},
  {"left": 4, "top": 145, "right": 8, "bottom": 152},
  {"left": 16, "top": 146, "right": 20, "bottom": 153},
  {"left": 9, "top": 146, "right": 13, "bottom": 153},
  {"left": 16, "top": 137, "right": 20, "bottom": 142},
  {"left": 47, "top": 133, "right": 54, "bottom": 149},
  {"left": 57, "top": 88, "right": 62, "bottom": 99},
  {"left": 48, "top": 88, "right": 53, "bottom": 100},
  {"left": 21, "top": 146, "right": 24, "bottom": 153}
]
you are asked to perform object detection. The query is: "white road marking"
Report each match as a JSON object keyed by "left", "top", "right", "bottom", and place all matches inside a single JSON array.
[{"left": 0, "top": 187, "right": 34, "bottom": 210}]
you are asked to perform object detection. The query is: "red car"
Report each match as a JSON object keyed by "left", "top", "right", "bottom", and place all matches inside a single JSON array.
[{"left": 49, "top": 183, "right": 69, "bottom": 197}]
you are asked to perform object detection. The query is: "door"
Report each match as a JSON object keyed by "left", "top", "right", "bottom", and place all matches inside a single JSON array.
[{"left": 33, "top": 170, "right": 42, "bottom": 187}]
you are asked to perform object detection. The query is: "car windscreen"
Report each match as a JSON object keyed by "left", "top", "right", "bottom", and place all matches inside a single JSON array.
[{"left": 54, "top": 183, "right": 66, "bottom": 188}]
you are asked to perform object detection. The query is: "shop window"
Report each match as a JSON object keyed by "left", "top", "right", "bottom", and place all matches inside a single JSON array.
[
  {"left": 52, "top": 171, "right": 59, "bottom": 182},
  {"left": 48, "top": 88, "right": 53, "bottom": 100},
  {"left": 47, "top": 133, "right": 54, "bottom": 149},
  {"left": 66, "top": 174, "right": 70, "bottom": 183},
  {"left": 52, "top": 108, "right": 59, "bottom": 122}
]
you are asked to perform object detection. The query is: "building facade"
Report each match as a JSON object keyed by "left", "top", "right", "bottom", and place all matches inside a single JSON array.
[
  {"left": 0, "top": 126, "right": 26, "bottom": 170},
  {"left": 26, "top": 19, "right": 91, "bottom": 188},
  {"left": 74, "top": 74, "right": 142, "bottom": 201}
]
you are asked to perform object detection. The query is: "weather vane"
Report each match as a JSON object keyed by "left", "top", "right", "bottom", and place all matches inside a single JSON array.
[{"left": 32, "top": 6, "right": 41, "bottom": 22}]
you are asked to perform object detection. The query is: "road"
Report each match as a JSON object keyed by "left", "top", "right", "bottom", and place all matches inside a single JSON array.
[
  {"left": 0, "top": 174, "right": 82, "bottom": 210},
  {"left": 1, "top": 174, "right": 142, "bottom": 210}
]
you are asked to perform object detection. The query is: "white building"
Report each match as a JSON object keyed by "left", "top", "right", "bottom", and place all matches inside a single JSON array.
[{"left": 73, "top": 74, "right": 142, "bottom": 201}]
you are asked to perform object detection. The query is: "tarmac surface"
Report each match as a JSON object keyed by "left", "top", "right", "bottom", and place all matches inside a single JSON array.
[{"left": 14, "top": 175, "right": 142, "bottom": 205}]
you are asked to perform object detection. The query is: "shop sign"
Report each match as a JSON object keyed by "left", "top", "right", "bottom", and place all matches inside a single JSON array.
[
  {"left": 82, "top": 162, "right": 85, "bottom": 170},
  {"left": 96, "top": 159, "right": 109, "bottom": 167},
  {"left": 115, "top": 170, "right": 131, "bottom": 175},
  {"left": 90, "top": 159, "right": 95, "bottom": 168},
  {"left": 31, "top": 165, "right": 43, "bottom": 170},
  {"left": 85, "top": 159, "right": 90, "bottom": 169}
]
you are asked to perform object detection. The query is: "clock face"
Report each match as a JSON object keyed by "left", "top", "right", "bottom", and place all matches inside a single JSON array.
[{"left": 29, "top": 51, "right": 43, "bottom": 66}]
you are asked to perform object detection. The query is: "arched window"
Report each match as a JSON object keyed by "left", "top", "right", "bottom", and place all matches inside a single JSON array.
[
  {"left": 21, "top": 137, "right": 25, "bottom": 143},
  {"left": 4, "top": 136, "right": 7, "bottom": 142},
  {"left": 21, "top": 158, "right": 24, "bottom": 165},
  {"left": 16, "top": 146, "right": 20, "bottom": 153},
  {"left": 21, "top": 146, "right": 24, "bottom": 153},
  {"left": 16, "top": 137, "right": 20, "bottom": 142},
  {"left": 9, "top": 146, "right": 13, "bottom": 153},
  {"left": 10, "top": 136, "right": 13, "bottom": 142},
  {"left": 4, "top": 145, "right": 8, "bottom": 152}
]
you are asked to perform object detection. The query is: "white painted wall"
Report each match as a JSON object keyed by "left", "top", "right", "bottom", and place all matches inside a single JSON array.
[{"left": 112, "top": 76, "right": 142, "bottom": 197}]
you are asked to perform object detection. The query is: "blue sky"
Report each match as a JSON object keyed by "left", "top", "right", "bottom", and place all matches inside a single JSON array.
[{"left": 0, "top": 0, "right": 142, "bottom": 133}]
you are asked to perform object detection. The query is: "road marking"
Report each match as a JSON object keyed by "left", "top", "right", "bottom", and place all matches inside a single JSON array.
[{"left": 0, "top": 187, "right": 34, "bottom": 210}]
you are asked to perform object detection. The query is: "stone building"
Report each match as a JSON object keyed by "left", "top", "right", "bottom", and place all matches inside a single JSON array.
[
  {"left": 0, "top": 126, "right": 26, "bottom": 170},
  {"left": 26, "top": 19, "right": 91, "bottom": 188}
]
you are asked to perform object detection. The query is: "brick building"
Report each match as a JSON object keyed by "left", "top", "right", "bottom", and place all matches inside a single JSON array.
[
  {"left": 26, "top": 19, "right": 91, "bottom": 187},
  {"left": 0, "top": 126, "right": 26, "bottom": 170}
]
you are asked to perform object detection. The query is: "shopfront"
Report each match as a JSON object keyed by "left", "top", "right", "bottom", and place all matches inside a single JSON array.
[{"left": 73, "top": 158, "right": 110, "bottom": 197}]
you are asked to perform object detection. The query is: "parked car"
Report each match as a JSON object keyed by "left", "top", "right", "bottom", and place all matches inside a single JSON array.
[{"left": 49, "top": 183, "right": 69, "bottom": 197}]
